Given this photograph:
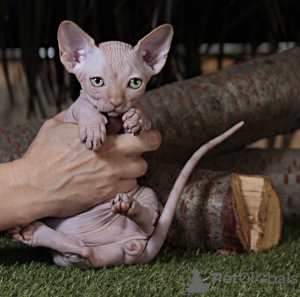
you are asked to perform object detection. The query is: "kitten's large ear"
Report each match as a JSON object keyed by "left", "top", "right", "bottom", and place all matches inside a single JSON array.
[
  {"left": 134, "top": 24, "right": 173, "bottom": 75},
  {"left": 57, "top": 21, "right": 96, "bottom": 73}
]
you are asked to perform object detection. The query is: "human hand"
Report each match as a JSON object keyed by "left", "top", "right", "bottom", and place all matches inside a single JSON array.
[{"left": 11, "top": 110, "right": 161, "bottom": 223}]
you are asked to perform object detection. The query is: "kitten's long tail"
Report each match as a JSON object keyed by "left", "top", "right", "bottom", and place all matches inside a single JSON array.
[{"left": 140, "top": 121, "right": 244, "bottom": 263}]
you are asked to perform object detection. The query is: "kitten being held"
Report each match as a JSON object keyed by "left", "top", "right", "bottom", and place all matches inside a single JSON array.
[
  {"left": 60, "top": 21, "right": 173, "bottom": 149},
  {"left": 6, "top": 21, "right": 244, "bottom": 269}
]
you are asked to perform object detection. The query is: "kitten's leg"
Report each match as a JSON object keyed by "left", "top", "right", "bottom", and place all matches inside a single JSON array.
[
  {"left": 111, "top": 188, "right": 161, "bottom": 236},
  {"left": 64, "top": 94, "right": 107, "bottom": 150},
  {"left": 50, "top": 250, "right": 92, "bottom": 269},
  {"left": 6, "top": 221, "right": 91, "bottom": 258},
  {"left": 122, "top": 108, "right": 151, "bottom": 136}
]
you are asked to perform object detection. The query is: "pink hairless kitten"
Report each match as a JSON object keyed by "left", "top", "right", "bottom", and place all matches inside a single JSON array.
[
  {"left": 6, "top": 21, "right": 244, "bottom": 269},
  {"left": 61, "top": 21, "right": 166, "bottom": 149}
]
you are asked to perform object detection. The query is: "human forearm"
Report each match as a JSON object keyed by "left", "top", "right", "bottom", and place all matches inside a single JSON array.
[
  {"left": 0, "top": 110, "right": 161, "bottom": 231},
  {"left": 0, "top": 159, "right": 46, "bottom": 231}
]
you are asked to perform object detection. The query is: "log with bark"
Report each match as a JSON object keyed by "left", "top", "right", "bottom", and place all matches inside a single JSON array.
[
  {"left": 1, "top": 49, "right": 300, "bottom": 167},
  {"left": 141, "top": 164, "right": 282, "bottom": 253},
  {"left": 0, "top": 120, "right": 45, "bottom": 163},
  {"left": 1, "top": 49, "right": 300, "bottom": 166},
  {"left": 141, "top": 48, "right": 300, "bottom": 165},
  {"left": 0, "top": 119, "right": 283, "bottom": 253},
  {"left": 199, "top": 148, "right": 300, "bottom": 223}
]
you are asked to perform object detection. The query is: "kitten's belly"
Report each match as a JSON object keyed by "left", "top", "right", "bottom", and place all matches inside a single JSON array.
[{"left": 43, "top": 186, "right": 144, "bottom": 246}]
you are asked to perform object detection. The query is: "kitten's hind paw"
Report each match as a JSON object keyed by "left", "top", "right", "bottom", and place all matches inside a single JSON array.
[
  {"left": 5, "top": 221, "right": 44, "bottom": 247},
  {"left": 111, "top": 193, "right": 140, "bottom": 217}
]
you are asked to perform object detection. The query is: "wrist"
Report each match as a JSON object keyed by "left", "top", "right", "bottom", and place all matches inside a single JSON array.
[
  {"left": 16, "top": 156, "right": 50, "bottom": 217},
  {"left": 0, "top": 157, "right": 47, "bottom": 230}
]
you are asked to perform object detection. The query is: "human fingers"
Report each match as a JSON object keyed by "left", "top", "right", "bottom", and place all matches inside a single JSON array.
[
  {"left": 42, "top": 110, "right": 68, "bottom": 129},
  {"left": 114, "top": 130, "right": 161, "bottom": 156},
  {"left": 119, "top": 157, "right": 148, "bottom": 179},
  {"left": 112, "top": 179, "right": 137, "bottom": 196}
]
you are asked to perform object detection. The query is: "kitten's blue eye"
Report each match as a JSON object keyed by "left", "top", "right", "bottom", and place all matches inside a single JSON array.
[
  {"left": 91, "top": 77, "right": 104, "bottom": 87},
  {"left": 129, "top": 78, "right": 142, "bottom": 89}
]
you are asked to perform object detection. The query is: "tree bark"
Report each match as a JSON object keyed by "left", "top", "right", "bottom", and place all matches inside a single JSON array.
[
  {"left": 141, "top": 164, "right": 282, "bottom": 253},
  {"left": 141, "top": 48, "right": 300, "bottom": 165},
  {"left": 2, "top": 49, "right": 300, "bottom": 166},
  {"left": 0, "top": 120, "right": 45, "bottom": 163},
  {"left": 198, "top": 148, "right": 300, "bottom": 222}
]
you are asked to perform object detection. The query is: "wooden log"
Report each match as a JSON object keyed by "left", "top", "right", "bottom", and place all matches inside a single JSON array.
[
  {"left": 198, "top": 148, "right": 300, "bottom": 223},
  {"left": 142, "top": 48, "right": 300, "bottom": 165},
  {"left": 0, "top": 123, "right": 283, "bottom": 252},
  {"left": 238, "top": 175, "right": 282, "bottom": 253},
  {"left": 142, "top": 164, "right": 282, "bottom": 253},
  {"left": 1, "top": 50, "right": 300, "bottom": 168},
  {"left": 0, "top": 120, "right": 45, "bottom": 163}
]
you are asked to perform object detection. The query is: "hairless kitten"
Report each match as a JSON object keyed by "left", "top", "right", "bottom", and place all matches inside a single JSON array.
[{"left": 6, "top": 21, "right": 244, "bottom": 269}]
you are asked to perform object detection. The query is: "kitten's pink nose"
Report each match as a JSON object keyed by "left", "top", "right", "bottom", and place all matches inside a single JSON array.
[{"left": 110, "top": 97, "right": 123, "bottom": 108}]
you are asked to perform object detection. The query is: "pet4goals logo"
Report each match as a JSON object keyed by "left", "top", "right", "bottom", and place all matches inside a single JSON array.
[
  {"left": 180, "top": 269, "right": 297, "bottom": 295},
  {"left": 212, "top": 272, "right": 297, "bottom": 284}
]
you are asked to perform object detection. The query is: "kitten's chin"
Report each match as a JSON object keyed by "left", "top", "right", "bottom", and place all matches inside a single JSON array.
[{"left": 107, "top": 111, "right": 122, "bottom": 117}]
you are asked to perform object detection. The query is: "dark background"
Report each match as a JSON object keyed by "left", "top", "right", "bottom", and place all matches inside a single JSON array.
[{"left": 1, "top": 0, "right": 300, "bottom": 118}]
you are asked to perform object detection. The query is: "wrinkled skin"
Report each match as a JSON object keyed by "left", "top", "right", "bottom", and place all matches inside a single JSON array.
[
  {"left": 6, "top": 185, "right": 162, "bottom": 269},
  {"left": 6, "top": 119, "right": 244, "bottom": 269},
  {"left": 6, "top": 21, "right": 244, "bottom": 269}
]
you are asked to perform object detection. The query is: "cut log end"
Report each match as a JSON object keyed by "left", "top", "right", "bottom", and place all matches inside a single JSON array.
[
  {"left": 231, "top": 174, "right": 282, "bottom": 254},
  {"left": 146, "top": 164, "right": 282, "bottom": 254}
]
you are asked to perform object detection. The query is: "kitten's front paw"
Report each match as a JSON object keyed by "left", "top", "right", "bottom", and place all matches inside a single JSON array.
[
  {"left": 78, "top": 116, "right": 107, "bottom": 150},
  {"left": 122, "top": 108, "right": 151, "bottom": 136},
  {"left": 111, "top": 193, "right": 140, "bottom": 217}
]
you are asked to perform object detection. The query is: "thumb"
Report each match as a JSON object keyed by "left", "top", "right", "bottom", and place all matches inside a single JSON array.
[{"left": 47, "top": 110, "right": 68, "bottom": 127}]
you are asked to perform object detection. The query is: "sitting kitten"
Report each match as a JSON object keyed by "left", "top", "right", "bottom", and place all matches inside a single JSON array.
[{"left": 7, "top": 21, "right": 174, "bottom": 269}]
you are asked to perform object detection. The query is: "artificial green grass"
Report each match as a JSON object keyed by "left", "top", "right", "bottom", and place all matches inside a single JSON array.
[{"left": 0, "top": 223, "right": 299, "bottom": 296}]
